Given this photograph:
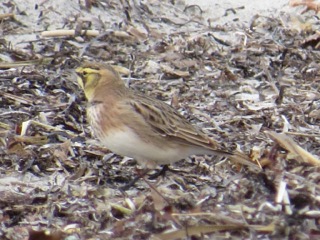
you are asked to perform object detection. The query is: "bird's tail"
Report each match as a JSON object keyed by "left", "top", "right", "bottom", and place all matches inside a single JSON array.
[{"left": 229, "top": 151, "right": 261, "bottom": 171}]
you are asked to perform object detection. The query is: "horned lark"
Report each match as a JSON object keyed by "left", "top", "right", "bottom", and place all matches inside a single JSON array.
[{"left": 75, "top": 62, "right": 256, "bottom": 169}]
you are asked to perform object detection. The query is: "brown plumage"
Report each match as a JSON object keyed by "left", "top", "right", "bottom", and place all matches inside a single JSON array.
[{"left": 75, "top": 62, "right": 257, "bottom": 169}]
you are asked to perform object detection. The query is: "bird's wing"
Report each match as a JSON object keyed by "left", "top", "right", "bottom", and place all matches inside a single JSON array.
[{"left": 129, "top": 93, "right": 222, "bottom": 150}]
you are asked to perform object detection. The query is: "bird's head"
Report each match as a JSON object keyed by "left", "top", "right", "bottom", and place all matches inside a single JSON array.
[{"left": 75, "top": 62, "right": 123, "bottom": 101}]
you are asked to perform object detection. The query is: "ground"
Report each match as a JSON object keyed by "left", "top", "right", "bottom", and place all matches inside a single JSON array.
[{"left": 0, "top": 0, "right": 320, "bottom": 239}]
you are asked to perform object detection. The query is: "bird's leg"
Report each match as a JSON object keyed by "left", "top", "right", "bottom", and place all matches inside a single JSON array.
[
  {"left": 119, "top": 168, "right": 150, "bottom": 191},
  {"left": 148, "top": 165, "right": 187, "bottom": 179},
  {"left": 148, "top": 165, "right": 170, "bottom": 180},
  {"left": 120, "top": 165, "right": 187, "bottom": 190}
]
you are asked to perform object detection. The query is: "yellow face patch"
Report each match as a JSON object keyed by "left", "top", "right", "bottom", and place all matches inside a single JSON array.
[{"left": 75, "top": 67, "right": 101, "bottom": 100}]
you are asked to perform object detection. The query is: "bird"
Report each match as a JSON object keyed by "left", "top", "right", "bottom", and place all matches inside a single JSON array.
[{"left": 75, "top": 62, "right": 258, "bottom": 171}]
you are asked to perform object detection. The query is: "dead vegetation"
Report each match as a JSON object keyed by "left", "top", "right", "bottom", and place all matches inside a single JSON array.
[{"left": 0, "top": 0, "right": 319, "bottom": 239}]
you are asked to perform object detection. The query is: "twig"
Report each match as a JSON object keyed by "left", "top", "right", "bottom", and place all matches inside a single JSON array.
[
  {"left": 41, "top": 29, "right": 100, "bottom": 37},
  {"left": 0, "top": 58, "right": 54, "bottom": 69},
  {"left": 286, "top": 131, "right": 320, "bottom": 138},
  {"left": 0, "top": 13, "right": 14, "bottom": 20}
]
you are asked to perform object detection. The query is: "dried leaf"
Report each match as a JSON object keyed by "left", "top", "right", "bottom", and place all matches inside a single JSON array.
[
  {"left": 160, "top": 64, "right": 190, "bottom": 77},
  {"left": 290, "top": 0, "right": 320, "bottom": 13},
  {"left": 266, "top": 131, "right": 320, "bottom": 166}
]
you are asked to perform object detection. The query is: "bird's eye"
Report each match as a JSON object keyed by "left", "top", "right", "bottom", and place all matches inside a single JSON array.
[{"left": 82, "top": 71, "right": 88, "bottom": 76}]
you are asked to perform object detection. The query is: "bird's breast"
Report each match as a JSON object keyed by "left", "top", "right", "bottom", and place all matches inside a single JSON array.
[{"left": 86, "top": 101, "right": 119, "bottom": 140}]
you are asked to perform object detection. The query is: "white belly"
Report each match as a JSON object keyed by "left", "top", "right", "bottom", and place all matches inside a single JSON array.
[{"left": 99, "top": 126, "right": 188, "bottom": 168}]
